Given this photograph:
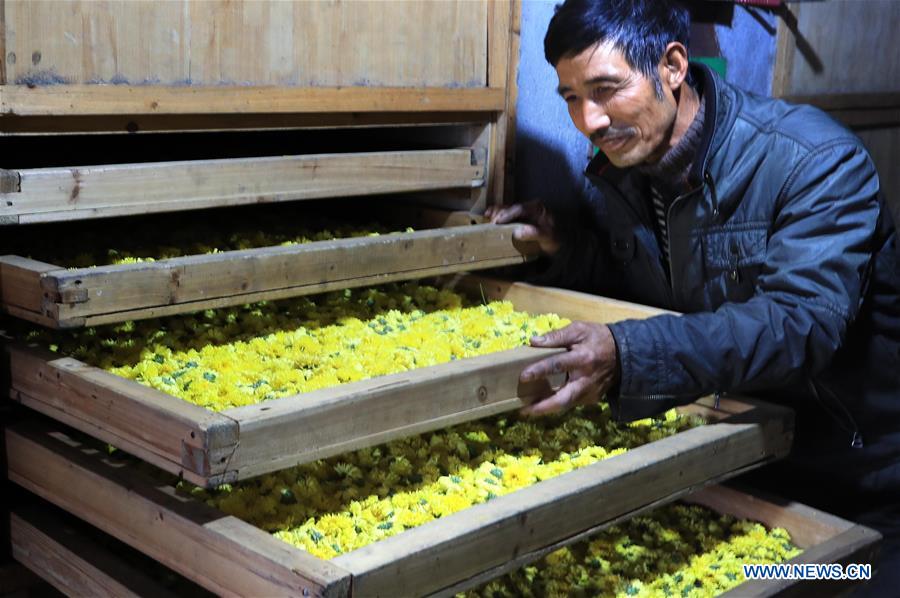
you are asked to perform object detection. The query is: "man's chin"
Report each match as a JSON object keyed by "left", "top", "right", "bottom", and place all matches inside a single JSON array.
[{"left": 603, "top": 151, "right": 642, "bottom": 169}]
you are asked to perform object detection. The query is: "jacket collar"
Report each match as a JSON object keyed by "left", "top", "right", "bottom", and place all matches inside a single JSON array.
[{"left": 584, "top": 63, "right": 722, "bottom": 190}]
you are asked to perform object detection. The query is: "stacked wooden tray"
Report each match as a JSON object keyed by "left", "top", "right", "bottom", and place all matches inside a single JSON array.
[
  {"left": 6, "top": 276, "right": 793, "bottom": 488},
  {"left": 6, "top": 421, "right": 876, "bottom": 597}
]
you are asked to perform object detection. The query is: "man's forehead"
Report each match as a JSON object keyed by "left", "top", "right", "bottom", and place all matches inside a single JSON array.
[{"left": 555, "top": 41, "right": 630, "bottom": 91}]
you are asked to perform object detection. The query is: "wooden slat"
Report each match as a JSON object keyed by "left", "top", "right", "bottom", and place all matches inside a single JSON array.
[
  {"left": 0, "top": 86, "right": 506, "bottom": 117},
  {"left": 224, "top": 345, "right": 565, "bottom": 479},
  {"left": 333, "top": 401, "right": 794, "bottom": 596},
  {"left": 0, "top": 111, "right": 496, "bottom": 136},
  {"left": 11, "top": 506, "right": 183, "bottom": 598},
  {"left": 64, "top": 255, "right": 524, "bottom": 329},
  {"left": 454, "top": 275, "right": 674, "bottom": 322},
  {"left": 39, "top": 224, "right": 533, "bottom": 327},
  {"left": 486, "top": 0, "right": 512, "bottom": 206},
  {"left": 0, "top": 149, "right": 483, "bottom": 224},
  {"left": 7, "top": 344, "right": 239, "bottom": 484},
  {"left": 5, "top": 423, "right": 351, "bottom": 598},
  {"left": 501, "top": 0, "right": 521, "bottom": 204}
]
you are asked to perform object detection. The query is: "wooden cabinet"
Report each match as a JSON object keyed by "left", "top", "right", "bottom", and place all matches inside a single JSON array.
[{"left": 0, "top": 1, "right": 878, "bottom": 595}]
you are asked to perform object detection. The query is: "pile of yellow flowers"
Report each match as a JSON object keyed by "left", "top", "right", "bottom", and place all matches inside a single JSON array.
[
  {"left": 464, "top": 503, "right": 801, "bottom": 597},
  {"left": 178, "top": 405, "right": 703, "bottom": 559},
  {"left": 22, "top": 283, "right": 568, "bottom": 411}
]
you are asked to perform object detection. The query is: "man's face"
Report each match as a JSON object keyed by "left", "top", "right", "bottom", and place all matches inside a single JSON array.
[{"left": 556, "top": 42, "right": 677, "bottom": 168}]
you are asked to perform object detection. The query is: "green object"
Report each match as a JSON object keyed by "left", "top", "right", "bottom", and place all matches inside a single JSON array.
[{"left": 693, "top": 56, "right": 727, "bottom": 78}]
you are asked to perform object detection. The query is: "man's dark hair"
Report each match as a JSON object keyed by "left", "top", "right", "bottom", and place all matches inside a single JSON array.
[{"left": 544, "top": 0, "right": 691, "bottom": 97}]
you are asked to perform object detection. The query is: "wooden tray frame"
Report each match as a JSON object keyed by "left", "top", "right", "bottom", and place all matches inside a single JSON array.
[
  {"left": 6, "top": 408, "right": 793, "bottom": 597},
  {"left": 0, "top": 148, "right": 483, "bottom": 226},
  {"left": 9, "top": 485, "right": 880, "bottom": 598},
  {"left": 7, "top": 277, "right": 791, "bottom": 487},
  {"left": 0, "top": 223, "right": 530, "bottom": 329}
]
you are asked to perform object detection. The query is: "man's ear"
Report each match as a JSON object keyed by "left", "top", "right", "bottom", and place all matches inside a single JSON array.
[{"left": 659, "top": 42, "right": 689, "bottom": 91}]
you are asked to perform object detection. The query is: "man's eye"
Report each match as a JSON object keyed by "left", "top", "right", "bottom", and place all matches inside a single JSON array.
[
  {"left": 592, "top": 87, "right": 614, "bottom": 100},
  {"left": 564, "top": 96, "right": 576, "bottom": 104}
]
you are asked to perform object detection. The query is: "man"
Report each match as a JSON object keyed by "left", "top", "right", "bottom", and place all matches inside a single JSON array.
[{"left": 489, "top": 0, "right": 899, "bottom": 591}]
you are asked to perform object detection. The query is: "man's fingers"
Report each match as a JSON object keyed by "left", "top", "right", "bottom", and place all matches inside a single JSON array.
[
  {"left": 521, "top": 377, "right": 592, "bottom": 416},
  {"left": 530, "top": 323, "right": 584, "bottom": 348},
  {"left": 489, "top": 203, "right": 526, "bottom": 224},
  {"left": 520, "top": 350, "right": 585, "bottom": 383}
]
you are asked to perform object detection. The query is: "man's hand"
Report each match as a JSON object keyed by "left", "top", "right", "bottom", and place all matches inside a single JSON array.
[
  {"left": 519, "top": 322, "right": 619, "bottom": 416},
  {"left": 485, "top": 200, "right": 560, "bottom": 255}
]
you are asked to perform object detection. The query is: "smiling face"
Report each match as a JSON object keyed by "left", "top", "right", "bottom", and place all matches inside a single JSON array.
[{"left": 556, "top": 42, "right": 679, "bottom": 168}]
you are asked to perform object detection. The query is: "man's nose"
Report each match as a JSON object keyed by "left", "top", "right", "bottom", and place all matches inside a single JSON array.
[{"left": 582, "top": 101, "right": 611, "bottom": 135}]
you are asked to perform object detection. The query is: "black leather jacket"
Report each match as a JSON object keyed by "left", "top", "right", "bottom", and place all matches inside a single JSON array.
[{"left": 546, "top": 64, "right": 900, "bottom": 503}]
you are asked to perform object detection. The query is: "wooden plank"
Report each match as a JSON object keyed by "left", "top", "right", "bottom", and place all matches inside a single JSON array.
[
  {"left": 0, "top": 111, "right": 495, "bottom": 136},
  {"left": 453, "top": 275, "right": 674, "bottom": 322},
  {"left": 0, "top": 255, "right": 58, "bottom": 314},
  {"left": 771, "top": 2, "right": 797, "bottom": 99},
  {"left": 0, "top": 86, "right": 506, "bottom": 117},
  {"left": 3, "top": 0, "right": 487, "bottom": 88},
  {"left": 41, "top": 224, "right": 532, "bottom": 326},
  {"left": 333, "top": 402, "right": 794, "bottom": 596},
  {"left": 0, "top": 149, "right": 483, "bottom": 223},
  {"left": 486, "top": 0, "right": 512, "bottom": 207},
  {"left": 11, "top": 506, "right": 183, "bottom": 598},
  {"left": 5, "top": 423, "right": 352, "bottom": 598},
  {"left": 224, "top": 345, "right": 565, "bottom": 479},
  {"left": 7, "top": 344, "right": 239, "bottom": 483},
  {"left": 502, "top": 0, "right": 521, "bottom": 205},
  {"left": 68, "top": 255, "right": 523, "bottom": 329}
]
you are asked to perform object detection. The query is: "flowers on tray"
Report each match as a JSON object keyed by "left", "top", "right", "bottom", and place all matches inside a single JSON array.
[
  {"left": 181, "top": 405, "right": 702, "bottom": 560},
  {"left": 464, "top": 503, "right": 801, "bottom": 598},
  {"left": 23, "top": 283, "right": 569, "bottom": 411}
]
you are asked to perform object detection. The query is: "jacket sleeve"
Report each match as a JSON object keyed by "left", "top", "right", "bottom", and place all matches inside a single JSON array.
[{"left": 606, "top": 141, "right": 882, "bottom": 420}]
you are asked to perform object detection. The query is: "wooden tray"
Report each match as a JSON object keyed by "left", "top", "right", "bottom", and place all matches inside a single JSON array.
[
  {"left": 6, "top": 276, "right": 792, "bottom": 487},
  {"left": 0, "top": 148, "right": 483, "bottom": 225},
  {"left": 10, "top": 485, "right": 879, "bottom": 598},
  {"left": 12, "top": 417, "right": 859, "bottom": 597},
  {"left": 0, "top": 222, "right": 530, "bottom": 329}
]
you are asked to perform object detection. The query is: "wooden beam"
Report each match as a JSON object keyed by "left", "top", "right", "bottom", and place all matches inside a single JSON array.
[
  {"left": 0, "top": 85, "right": 506, "bottom": 117},
  {"left": 7, "top": 344, "right": 239, "bottom": 484},
  {"left": 11, "top": 505, "right": 183, "bottom": 598},
  {"left": 334, "top": 401, "right": 794, "bottom": 596},
  {"left": 486, "top": 0, "right": 513, "bottom": 206},
  {"left": 0, "top": 149, "right": 483, "bottom": 224},
  {"left": 0, "top": 111, "right": 496, "bottom": 136},
  {"left": 39, "top": 224, "right": 534, "bottom": 328},
  {"left": 5, "top": 423, "right": 352, "bottom": 597},
  {"left": 224, "top": 345, "right": 565, "bottom": 479}
]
